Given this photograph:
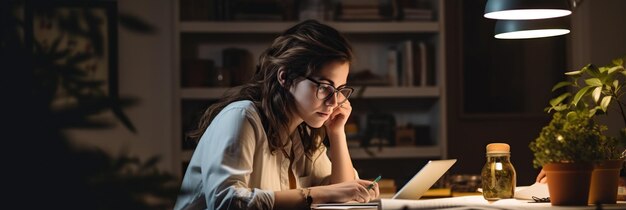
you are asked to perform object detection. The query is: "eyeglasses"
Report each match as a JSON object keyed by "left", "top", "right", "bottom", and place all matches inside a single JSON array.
[{"left": 305, "top": 77, "right": 354, "bottom": 104}]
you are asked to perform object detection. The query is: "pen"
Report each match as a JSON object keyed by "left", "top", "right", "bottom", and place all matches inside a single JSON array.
[{"left": 367, "top": 175, "right": 382, "bottom": 190}]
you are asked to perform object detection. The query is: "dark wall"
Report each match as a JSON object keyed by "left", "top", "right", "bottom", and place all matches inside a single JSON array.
[{"left": 444, "top": 0, "right": 567, "bottom": 185}]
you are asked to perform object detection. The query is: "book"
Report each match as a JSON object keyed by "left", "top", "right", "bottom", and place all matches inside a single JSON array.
[
  {"left": 222, "top": 48, "right": 254, "bottom": 86},
  {"left": 413, "top": 41, "right": 435, "bottom": 87},
  {"left": 180, "top": 0, "right": 211, "bottom": 20},
  {"left": 398, "top": 40, "right": 413, "bottom": 86},
  {"left": 417, "top": 41, "right": 427, "bottom": 87},
  {"left": 387, "top": 47, "right": 399, "bottom": 86},
  {"left": 403, "top": 8, "right": 432, "bottom": 21}
]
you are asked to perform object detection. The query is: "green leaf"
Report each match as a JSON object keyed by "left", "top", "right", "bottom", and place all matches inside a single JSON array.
[
  {"left": 566, "top": 111, "right": 577, "bottom": 121},
  {"left": 554, "top": 104, "right": 568, "bottom": 112},
  {"left": 608, "top": 65, "right": 624, "bottom": 74},
  {"left": 585, "top": 78, "right": 603, "bottom": 86},
  {"left": 565, "top": 70, "right": 582, "bottom": 76},
  {"left": 593, "top": 105, "right": 606, "bottom": 115},
  {"left": 110, "top": 101, "right": 137, "bottom": 133},
  {"left": 142, "top": 156, "right": 161, "bottom": 170},
  {"left": 118, "top": 13, "right": 158, "bottom": 34},
  {"left": 614, "top": 80, "right": 620, "bottom": 90},
  {"left": 50, "top": 49, "right": 72, "bottom": 61},
  {"left": 613, "top": 58, "right": 624, "bottom": 66},
  {"left": 592, "top": 86, "right": 602, "bottom": 102},
  {"left": 587, "top": 64, "right": 601, "bottom": 77},
  {"left": 600, "top": 96, "right": 612, "bottom": 112},
  {"left": 599, "top": 66, "right": 609, "bottom": 73},
  {"left": 50, "top": 37, "right": 62, "bottom": 54},
  {"left": 573, "top": 86, "right": 593, "bottom": 106},
  {"left": 552, "top": 81, "right": 572, "bottom": 91},
  {"left": 550, "top": 92, "right": 571, "bottom": 107},
  {"left": 545, "top": 107, "right": 553, "bottom": 112},
  {"left": 66, "top": 52, "right": 93, "bottom": 66}
]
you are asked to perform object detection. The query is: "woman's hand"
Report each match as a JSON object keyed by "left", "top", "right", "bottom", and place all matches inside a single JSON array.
[
  {"left": 310, "top": 179, "right": 380, "bottom": 204},
  {"left": 536, "top": 169, "right": 547, "bottom": 183},
  {"left": 324, "top": 100, "right": 352, "bottom": 135}
]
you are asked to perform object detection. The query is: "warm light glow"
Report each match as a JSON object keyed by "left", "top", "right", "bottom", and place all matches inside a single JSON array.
[
  {"left": 484, "top": 9, "right": 571, "bottom": 20},
  {"left": 495, "top": 29, "right": 570, "bottom": 39},
  {"left": 495, "top": 162, "right": 503, "bottom": 170}
]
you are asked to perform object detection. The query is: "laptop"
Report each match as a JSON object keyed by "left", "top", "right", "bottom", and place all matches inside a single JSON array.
[
  {"left": 312, "top": 159, "right": 456, "bottom": 209},
  {"left": 392, "top": 159, "right": 457, "bottom": 200}
]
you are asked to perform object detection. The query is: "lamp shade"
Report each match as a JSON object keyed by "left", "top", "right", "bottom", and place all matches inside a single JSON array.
[
  {"left": 484, "top": 0, "right": 571, "bottom": 20},
  {"left": 494, "top": 17, "right": 570, "bottom": 39}
]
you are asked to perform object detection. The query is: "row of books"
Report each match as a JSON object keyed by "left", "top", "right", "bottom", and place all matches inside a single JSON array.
[
  {"left": 181, "top": 47, "right": 255, "bottom": 88},
  {"left": 388, "top": 40, "right": 436, "bottom": 87},
  {"left": 180, "top": 0, "right": 297, "bottom": 21},
  {"left": 334, "top": 0, "right": 435, "bottom": 21},
  {"left": 180, "top": 0, "right": 435, "bottom": 22},
  {"left": 182, "top": 40, "right": 436, "bottom": 88}
]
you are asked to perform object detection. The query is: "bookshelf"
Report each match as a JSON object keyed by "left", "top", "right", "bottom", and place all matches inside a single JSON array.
[
  {"left": 179, "top": 21, "right": 439, "bottom": 33},
  {"left": 172, "top": 0, "right": 448, "bottom": 179}
]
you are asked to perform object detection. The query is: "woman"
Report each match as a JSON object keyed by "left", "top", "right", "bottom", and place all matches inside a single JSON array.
[{"left": 174, "top": 20, "right": 380, "bottom": 210}]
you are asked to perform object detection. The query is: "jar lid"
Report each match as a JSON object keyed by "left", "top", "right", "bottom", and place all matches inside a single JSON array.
[{"left": 486, "top": 143, "right": 510, "bottom": 153}]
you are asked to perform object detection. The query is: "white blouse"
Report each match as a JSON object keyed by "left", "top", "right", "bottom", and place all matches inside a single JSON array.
[{"left": 173, "top": 100, "right": 357, "bottom": 210}]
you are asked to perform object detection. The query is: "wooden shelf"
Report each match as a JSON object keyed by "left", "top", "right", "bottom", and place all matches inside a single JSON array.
[
  {"left": 180, "top": 87, "right": 237, "bottom": 100},
  {"left": 348, "top": 146, "right": 441, "bottom": 160},
  {"left": 173, "top": 0, "right": 448, "bottom": 178},
  {"left": 353, "top": 86, "right": 440, "bottom": 98},
  {"left": 180, "top": 21, "right": 439, "bottom": 33},
  {"left": 181, "top": 86, "right": 439, "bottom": 100}
]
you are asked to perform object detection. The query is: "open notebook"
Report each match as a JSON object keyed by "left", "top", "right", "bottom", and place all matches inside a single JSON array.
[{"left": 312, "top": 159, "right": 457, "bottom": 209}]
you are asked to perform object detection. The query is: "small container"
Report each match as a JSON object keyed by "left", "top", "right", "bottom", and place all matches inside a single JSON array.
[
  {"left": 481, "top": 143, "right": 516, "bottom": 200},
  {"left": 618, "top": 161, "right": 626, "bottom": 201}
]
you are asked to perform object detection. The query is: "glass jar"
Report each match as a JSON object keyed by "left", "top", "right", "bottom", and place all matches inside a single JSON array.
[{"left": 481, "top": 143, "right": 516, "bottom": 200}]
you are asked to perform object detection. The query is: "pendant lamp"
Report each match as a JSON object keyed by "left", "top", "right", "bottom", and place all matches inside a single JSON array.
[
  {"left": 494, "top": 16, "right": 570, "bottom": 39},
  {"left": 484, "top": 0, "right": 571, "bottom": 20}
]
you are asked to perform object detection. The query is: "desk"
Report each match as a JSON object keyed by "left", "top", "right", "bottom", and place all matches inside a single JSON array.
[
  {"left": 380, "top": 195, "right": 626, "bottom": 210},
  {"left": 381, "top": 188, "right": 483, "bottom": 199},
  {"left": 313, "top": 196, "right": 626, "bottom": 210}
]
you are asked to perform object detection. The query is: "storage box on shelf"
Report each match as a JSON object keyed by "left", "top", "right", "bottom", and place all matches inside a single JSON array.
[{"left": 173, "top": 0, "right": 447, "bottom": 181}]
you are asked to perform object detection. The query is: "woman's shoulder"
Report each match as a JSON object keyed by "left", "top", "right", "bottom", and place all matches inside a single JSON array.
[
  {"left": 224, "top": 100, "right": 256, "bottom": 110},
  {"left": 219, "top": 100, "right": 261, "bottom": 122},
  {"left": 205, "top": 100, "right": 265, "bottom": 139}
]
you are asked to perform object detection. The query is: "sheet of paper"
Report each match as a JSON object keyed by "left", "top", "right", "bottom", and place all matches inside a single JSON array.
[
  {"left": 514, "top": 182, "right": 549, "bottom": 200},
  {"left": 379, "top": 196, "right": 546, "bottom": 210},
  {"left": 312, "top": 202, "right": 378, "bottom": 210}
]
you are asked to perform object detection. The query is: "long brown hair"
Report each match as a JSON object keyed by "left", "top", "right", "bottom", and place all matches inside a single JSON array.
[{"left": 186, "top": 20, "right": 353, "bottom": 155}]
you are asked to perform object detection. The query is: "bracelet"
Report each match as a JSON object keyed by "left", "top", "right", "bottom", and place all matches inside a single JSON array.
[{"left": 301, "top": 188, "right": 313, "bottom": 207}]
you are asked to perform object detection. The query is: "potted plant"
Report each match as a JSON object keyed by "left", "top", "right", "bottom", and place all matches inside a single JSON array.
[
  {"left": 547, "top": 56, "right": 626, "bottom": 204},
  {"left": 529, "top": 108, "right": 605, "bottom": 206},
  {"left": 548, "top": 56, "right": 626, "bottom": 142}
]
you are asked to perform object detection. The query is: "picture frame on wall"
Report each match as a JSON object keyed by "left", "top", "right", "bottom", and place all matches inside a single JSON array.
[{"left": 26, "top": 0, "right": 119, "bottom": 111}]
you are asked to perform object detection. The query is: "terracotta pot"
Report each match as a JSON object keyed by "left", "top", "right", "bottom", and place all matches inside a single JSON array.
[
  {"left": 588, "top": 159, "right": 624, "bottom": 204},
  {"left": 544, "top": 162, "right": 594, "bottom": 206}
]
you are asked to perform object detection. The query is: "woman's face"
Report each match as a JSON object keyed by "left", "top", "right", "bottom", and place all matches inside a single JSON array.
[{"left": 290, "top": 61, "right": 350, "bottom": 128}]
